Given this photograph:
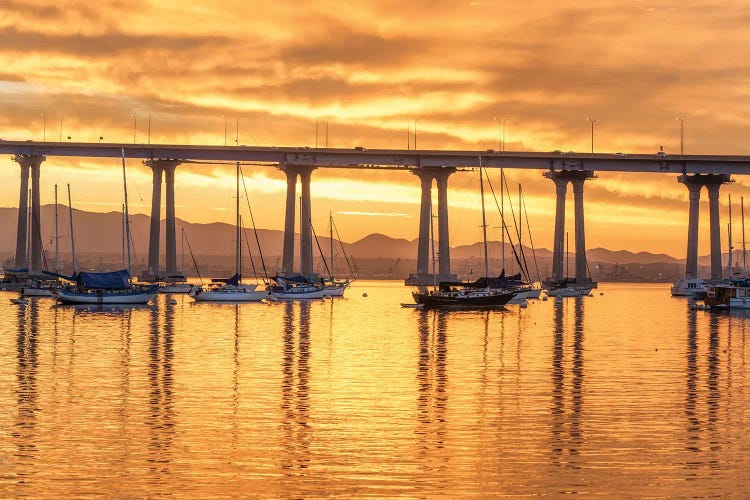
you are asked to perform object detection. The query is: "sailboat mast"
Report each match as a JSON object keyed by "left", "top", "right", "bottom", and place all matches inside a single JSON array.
[
  {"left": 67, "top": 184, "right": 77, "bottom": 274},
  {"left": 500, "top": 168, "right": 505, "bottom": 273},
  {"left": 566, "top": 231, "right": 569, "bottom": 280},
  {"left": 236, "top": 162, "right": 241, "bottom": 278},
  {"left": 518, "top": 183, "right": 522, "bottom": 253},
  {"left": 54, "top": 184, "right": 59, "bottom": 274},
  {"left": 430, "top": 208, "right": 436, "bottom": 290},
  {"left": 742, "top": 196, "right": 747, "bottom": 277},
  {"left": 330, "top": 211, "right": 334, "bottom": 280},
  {"left": 181, "top": 227, "right": 185, "bottom": 274},
  {"left": 121, "top": 203, "right": 126, "bottom": 268},
  {"left": 479, "top": 159, "right": 489, "bottom": 284},
  {"left": 121, "top": 149, "right": 132, "bottom": 277},
  {"left": 727, "top": 194, "right": 733, "bottom": 280}
]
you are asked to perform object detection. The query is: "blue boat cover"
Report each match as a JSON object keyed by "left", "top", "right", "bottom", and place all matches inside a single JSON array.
[
  {"left": 76, "top": 269, "right": 130, "bottom": 289},
  {"left": 211, "top": 273, "right": 241, "bottom": 285}
]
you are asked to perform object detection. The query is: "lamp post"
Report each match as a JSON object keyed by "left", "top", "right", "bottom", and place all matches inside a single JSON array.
[
  {"left": 502, "top": 117, "right": 510, "bottom": 152},
  {"left": 414, "top": 118, "right": 420, "bottom": 150},
  {"left": 403, "top": 117, "right": 411, "bottom": 150},
  {"left": 676, "top": 117, "right": 686, "bottom": 155},
  {"left": 586, "top": 117, "right": 598, "bottom": 153},
  {"left": 130, "top": 114, "right": 136, "bottom": 144},
  {"left": 492, "top": 116, "right": 501, "bottom": 151}
]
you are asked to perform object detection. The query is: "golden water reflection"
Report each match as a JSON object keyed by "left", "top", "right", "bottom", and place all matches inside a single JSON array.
[{"left": 0, "top": 283, "right": 749, "bottom": 497}]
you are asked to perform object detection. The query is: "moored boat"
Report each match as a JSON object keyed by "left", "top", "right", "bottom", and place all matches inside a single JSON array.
[
  {"left": 412, "top": 285, "right": 517, "bottom": 310},
  {"left": 546, "top": 285, "right": 593, "bottom": 297},
  {"left": 189, "top": 274, "right": 268, "bottom": 302},
  {"left": 671, "top": 277, "right": 708, "bottom": 298},
  {"left": 189, "top": 163, "right": 269, "bottom": 304},
  {"left": 268, "top": 275, "right": 327, "bottom": 299},
  {"left": 53, "top": 270, "right": 159, "bottom": 305},
  {"left": 21, "top": 279, "right": 57, "bottom": 297}
]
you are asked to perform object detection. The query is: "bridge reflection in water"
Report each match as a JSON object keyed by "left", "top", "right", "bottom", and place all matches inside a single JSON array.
[{"left": 1, "top": 284, "right": 749, "bottom": 497}]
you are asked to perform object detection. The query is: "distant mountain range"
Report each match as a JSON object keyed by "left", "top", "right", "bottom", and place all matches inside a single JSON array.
[{"left": 0, "top": 205, "right": 699, "bottom": 280}]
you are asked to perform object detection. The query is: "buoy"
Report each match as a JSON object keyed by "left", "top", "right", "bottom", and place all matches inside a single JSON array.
[
  {"left": 362, "top": 292, "right": 368, "bottom": 297},
  {"left": 600, "top": 292, "right": 604, "bottom": 296}
]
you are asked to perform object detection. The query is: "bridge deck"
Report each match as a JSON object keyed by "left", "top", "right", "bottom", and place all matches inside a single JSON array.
[{"left": 2, "top": 140, "right": 750, "bottom": 174}]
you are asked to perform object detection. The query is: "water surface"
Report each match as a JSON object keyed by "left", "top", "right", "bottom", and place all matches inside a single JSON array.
[{"left": 1, "top": 282, "right": 748, "bottom": 497}]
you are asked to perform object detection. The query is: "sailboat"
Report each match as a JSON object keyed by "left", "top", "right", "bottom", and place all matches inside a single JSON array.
[
  {"left": 545, "top": 232, "right": 594, "bottom": 297},
  {"left": 22, "top": 185, "right": 62, "bottom": 297},
  {"left": 52, "top": 155, "right": 159, "bottom": 304},
  {"left": 159, "top": 228, "right": 200, "bottom": 293},
  {"left": 411, "top": 162, "right": 518, "bottom": 310},
  {"left": 321, "top": 212, "right": 354, "bottom": 296},
  {"left": 189, "top": 162, "right": 269, "bottom": 302}
]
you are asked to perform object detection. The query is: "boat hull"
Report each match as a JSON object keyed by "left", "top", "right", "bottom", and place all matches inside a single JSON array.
[
  {"left": 54, "top": 287, "right": 158, "bottom": 304},
  {"left": 159, "top": 283, "right": 200, "bottom": 294},
  {"left": 671, "top": 278, "right": 708, "bottom": 298},
  {"left": 322, "top": 284, "right": 349, "bottom": 297},
  {"left": 412, "top": 290, "right": 516, "bottom": 310},
  {"left": 22, "top": 287, "right": 55, "bottom": 297},
  {"left": 546, "top": 287, "right": 592, "bottom": 297},
  {"left": 271, "top": 288, "right": 328, "bottom": 299},
  {"left": 189, "top": 285, "right": 267, "bottom": 302}
]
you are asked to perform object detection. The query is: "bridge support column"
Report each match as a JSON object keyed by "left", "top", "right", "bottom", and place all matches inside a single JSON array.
[
  {"left": 571, "top": 172, "right": 595, "bottom": 285},
  {"left": 281, "top": 165, "right": 298, "bottom": 276},
  {"left": 299, "top": 166, "right": 316, "bottom": 277},
  {"left": 707, "top": 182, "right": 723, "bottom": 281},
  {"left": 678, "top": 176, "right": 702, "bottom": 278},
  {"left": 414, "top": 170, "right": 434, "bottom": 277},
  {"left": 545, "top": 172, "right": 569, "bottom": 283},
  {"left": 544, "top": 170, "right": 596, "bottom": 285},
  {"left": 678, "top": 174, "right": 731, "bottom": 281},
  {"left": 13, "top": 156, "right": 32, "bottom": 269},
  {"left": 435, "top": 169, "right": 455, "bottom": 277},
  {"left": 29, "top": 159, "right": 43, "bottom": 272},
  {"left": 162, "top": 160, "right": 181, "bottom": 276},
  {"left": 145, "top": 160, "right": 164, "bottom": 279}
]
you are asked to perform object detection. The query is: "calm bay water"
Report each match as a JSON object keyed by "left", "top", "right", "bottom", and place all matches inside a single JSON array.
[{"left": 1, "top": 281, "right": 748, "bottom": 497}]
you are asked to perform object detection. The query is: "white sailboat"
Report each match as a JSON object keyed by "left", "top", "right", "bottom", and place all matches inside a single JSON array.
[
  {"left": 189, "top": 162, "right": 268, "bottom": 302},
  {"left": 321, "top": 212, "right": 353, "bottom": 297}
]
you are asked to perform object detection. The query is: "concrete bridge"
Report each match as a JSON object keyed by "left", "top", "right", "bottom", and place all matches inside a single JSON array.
[{"left": 1, "top": 140, "right": 748, "bottom": 283}]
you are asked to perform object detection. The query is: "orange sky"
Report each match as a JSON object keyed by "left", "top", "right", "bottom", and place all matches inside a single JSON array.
[{"left": 2, "top": 0, "right": 750, "bottom": 257}]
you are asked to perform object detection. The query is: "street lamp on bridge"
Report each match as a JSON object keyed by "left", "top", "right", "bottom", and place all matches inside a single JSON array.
[
  {"left": 676, "top": 117, "right": 686, "bottom": 156},
  {"left": 493, "top": 116, "right": 511, "bottom": 151},
  {"left": 586, "top": 117, "right": 598, "bottom": 153}
]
